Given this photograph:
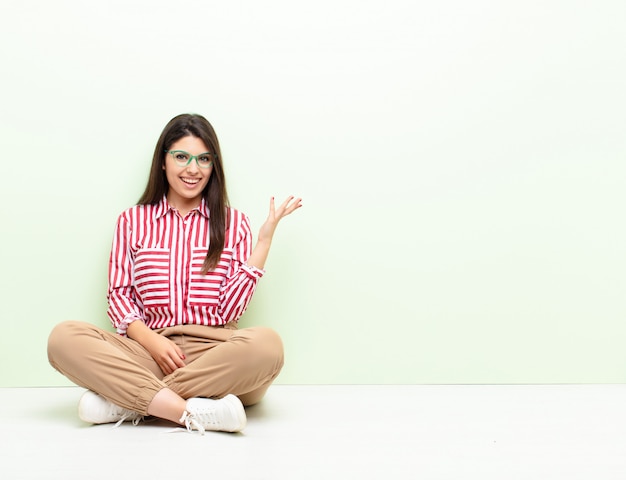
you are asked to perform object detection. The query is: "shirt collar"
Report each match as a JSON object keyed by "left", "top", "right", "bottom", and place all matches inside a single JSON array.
[{"left": 155, "top": 195, "right": 210, "bottom": 219}]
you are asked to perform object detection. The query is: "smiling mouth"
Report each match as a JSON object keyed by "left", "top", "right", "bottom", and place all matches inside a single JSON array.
[{"left": 181, "top": 177, "right": 200, "bottom": 186}]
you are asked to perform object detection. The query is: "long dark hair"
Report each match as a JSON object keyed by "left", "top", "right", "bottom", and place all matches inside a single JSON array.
[{"left": 138, "top": 113, "right": 229, "bottom": 273}]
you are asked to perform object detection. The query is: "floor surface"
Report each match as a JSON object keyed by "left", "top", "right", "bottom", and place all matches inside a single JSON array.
[{"left": 2, "top": 384, "right": 626, "bottom": 479}]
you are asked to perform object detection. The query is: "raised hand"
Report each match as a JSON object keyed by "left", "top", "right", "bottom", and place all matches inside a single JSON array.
[
  {"left": 257, "top": 196, "right": 303, "bottom": 244},
  {"left": 247, "top": 195, "right": 302, "bottom": 270}
]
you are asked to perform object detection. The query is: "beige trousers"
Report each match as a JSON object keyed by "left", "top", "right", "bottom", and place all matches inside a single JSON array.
[{"left": 47, "top": 321, "right": 284, "bottom": 415}]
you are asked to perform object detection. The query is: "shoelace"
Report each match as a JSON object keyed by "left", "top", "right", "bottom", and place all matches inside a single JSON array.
[
  {"left": 179, "top": 410, "right": 213, "bottom": 435},
  {"left": 113, "top": 412, "right": 143, "bottom": 428}
]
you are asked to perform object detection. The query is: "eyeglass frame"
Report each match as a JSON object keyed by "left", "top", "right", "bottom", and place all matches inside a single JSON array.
[{"left": 164, "top": 149, "right": 217, "bottom": 169}]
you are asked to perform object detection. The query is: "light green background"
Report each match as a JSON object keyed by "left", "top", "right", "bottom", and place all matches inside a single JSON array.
[{"left": 1, "top": 0, "right": 624, "bottom": 387}]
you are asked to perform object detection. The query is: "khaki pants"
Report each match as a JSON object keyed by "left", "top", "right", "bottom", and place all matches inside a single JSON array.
[{"left": 47, "top": 321, "right": 284, "bottom": 415}]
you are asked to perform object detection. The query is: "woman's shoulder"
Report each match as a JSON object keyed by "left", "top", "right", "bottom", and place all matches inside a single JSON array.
[
  {"left": 226, "top": 206, "right": 250, "bottom": 226},
  {"left": 116, "top": 202, "right": 163, "bottom": 224}
]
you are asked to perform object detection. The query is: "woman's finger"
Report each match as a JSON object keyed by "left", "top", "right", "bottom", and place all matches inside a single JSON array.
[
  {"left": 269, "top": 196, "right": 276, "bottom": 216},
  {"left": 159, "top": 361, "right": 171, "bottom": 375},
  {"left": 283, "top": 197, "right": 302, "bottom": 216}
]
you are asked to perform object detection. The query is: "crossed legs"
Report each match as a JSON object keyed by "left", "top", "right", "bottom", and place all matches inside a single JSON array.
[{"left": 47, "top": 321, "right": 284, "bottom": 423}]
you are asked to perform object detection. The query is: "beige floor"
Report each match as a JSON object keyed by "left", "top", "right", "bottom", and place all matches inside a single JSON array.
[{"left": 2, "top": 384, "right": 626, "bottom": 479}]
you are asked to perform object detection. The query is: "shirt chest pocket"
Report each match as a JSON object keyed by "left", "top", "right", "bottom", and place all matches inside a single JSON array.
[
  {"left": 133, "top": 248, "right": 171, "bottom": 308},
  {"left": 188, "top": 247, "right": 234, "bottom": 307}
]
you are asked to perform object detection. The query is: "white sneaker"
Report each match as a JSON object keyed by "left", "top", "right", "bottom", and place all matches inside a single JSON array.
[
  {"left": 78, "top": 390, "right": 142, "bottom": 427},
  {"left": 180, "top": 394, "right": 246, "bottom": 434}
]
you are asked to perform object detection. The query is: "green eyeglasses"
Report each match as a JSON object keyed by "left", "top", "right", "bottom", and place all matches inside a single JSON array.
[{"left": 165, "top": 150, "right": 216, "bottom": 169}]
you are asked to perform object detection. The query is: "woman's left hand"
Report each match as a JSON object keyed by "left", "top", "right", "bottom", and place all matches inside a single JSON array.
[
  {"left": 246, "top": 195, "right": 302, "bottom": 270},
  {"left": 257, "top": 196, "right": 303, "bottom": 244}
]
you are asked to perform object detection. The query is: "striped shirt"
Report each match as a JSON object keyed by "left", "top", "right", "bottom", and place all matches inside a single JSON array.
[{"left": 107, "top": 196, "right": 264, "bottom": 335}]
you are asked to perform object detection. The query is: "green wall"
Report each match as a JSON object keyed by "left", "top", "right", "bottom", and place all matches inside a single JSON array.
[{"left": 1, "top": 0, "right": 625, "bottom": 386}]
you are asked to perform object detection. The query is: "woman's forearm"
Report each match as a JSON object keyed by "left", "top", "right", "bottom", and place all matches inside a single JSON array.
[
  {"left": 126, "top": 319, "right": 155, "bottom": 345},
  {"left": 246, "top": 238, "right": 272, "bottom": 270}
]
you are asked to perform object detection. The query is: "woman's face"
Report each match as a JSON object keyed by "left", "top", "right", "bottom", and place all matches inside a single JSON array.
[{"left": 163, "top": 135, "right": 213, "bottom": 213}]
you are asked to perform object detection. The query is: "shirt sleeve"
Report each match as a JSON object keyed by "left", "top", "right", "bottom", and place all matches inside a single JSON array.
[
  {"left": 106, "top": 212, "right": 144, "bottom": 335},
  {"left": 217, "top": 211, "right": 265, "bottom": 323}
]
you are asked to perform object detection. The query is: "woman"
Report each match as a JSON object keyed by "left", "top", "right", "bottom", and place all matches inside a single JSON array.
[{"left": 47, "top": 113, "right": 302, "bottom": 434}]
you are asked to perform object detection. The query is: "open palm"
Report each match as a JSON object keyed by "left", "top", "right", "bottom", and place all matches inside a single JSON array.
[{"left": 258, "top": 195, "right": 303, "bottom": 243}]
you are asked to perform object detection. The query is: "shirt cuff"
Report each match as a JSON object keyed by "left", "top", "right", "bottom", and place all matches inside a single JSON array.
[
  {"left": 116, "top": 314, "right": 144, "bottom": 336},
  {"left": 242, "top": 264, "right": 265, "bottom": 279}
]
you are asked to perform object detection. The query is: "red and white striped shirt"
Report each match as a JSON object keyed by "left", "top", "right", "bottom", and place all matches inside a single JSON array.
[{"left": 107, "top": 196, "right": 264, "bottom": 335}]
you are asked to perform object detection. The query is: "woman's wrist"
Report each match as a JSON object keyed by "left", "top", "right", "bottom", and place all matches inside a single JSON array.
[{"left": 127, "top": 319, "right": 153, "bottom": 344}]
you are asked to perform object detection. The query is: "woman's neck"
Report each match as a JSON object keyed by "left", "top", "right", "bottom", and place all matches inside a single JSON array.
[{"left": 167, "top": 195, "right": 200, "bottom": 217}]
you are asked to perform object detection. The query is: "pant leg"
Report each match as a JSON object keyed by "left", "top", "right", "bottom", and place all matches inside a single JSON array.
[
  {"left": 47, "top": 320, "right": 166, "bottom": 414},
  {"left": 162, "top": 324, "right": 284, "bottom": 406}
]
